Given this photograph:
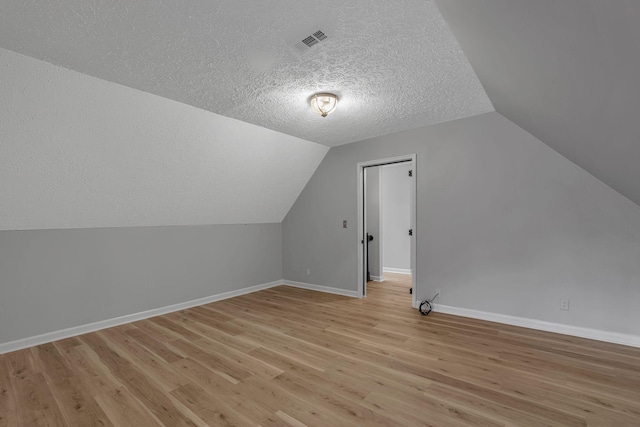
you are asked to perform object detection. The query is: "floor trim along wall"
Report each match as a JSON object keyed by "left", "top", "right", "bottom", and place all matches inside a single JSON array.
[
  {"left": 410, "top": 300, "right": 640, "bottom": 349},
  {"left": 282, "top": 280, "right": 360, "bottom": 298},
  {"left": 382, "top": 268, "right": 411, "bottom": 275},
  {"left": 7, "top": 282, "right": 636, "bottom": 354},
  {"left": 0, "top": 280, "right": 283, "bottom": 355},
  {"left": 370, "top": 275, "right": 384, "bottom": 282},
  {"left": 0, "top": 280, "right": 360, "bottom": 355}
]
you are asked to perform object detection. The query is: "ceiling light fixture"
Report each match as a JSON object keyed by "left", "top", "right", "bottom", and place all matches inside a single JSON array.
[{"left": 310, "top": 93, "right": 338, "bottom": 117}]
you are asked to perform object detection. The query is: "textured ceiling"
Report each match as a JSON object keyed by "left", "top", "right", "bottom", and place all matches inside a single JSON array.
[
  {"left": 0, "top": 0, "right": 493, "bottom": 146},
  {"left": 435, "top": 0, "right": 640, "bottom": 206}
]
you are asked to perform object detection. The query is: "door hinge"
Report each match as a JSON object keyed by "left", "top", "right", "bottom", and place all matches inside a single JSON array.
[
  {"left": 408, "top": 170, "right": 413, "bottom": 177},
  {"left": 409, "top": 229, "right": 413, "bottom": 236}
]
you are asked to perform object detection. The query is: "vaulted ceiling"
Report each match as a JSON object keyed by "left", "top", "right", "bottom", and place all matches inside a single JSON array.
[
  {"left": 0, "top": 0, "right": 493, "bottom": 146},
  {"left": 435, "top": 0, "right": 640, "bottom": 206},
  {"left": 1, "top": 0, "right": 495, "bottom": 230},
  {"left": 1, "top": 0, "right": 638, "bottom": 232}
]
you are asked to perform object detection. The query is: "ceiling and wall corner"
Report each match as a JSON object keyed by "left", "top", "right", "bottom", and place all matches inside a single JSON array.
[
  {"left": 2, "top": 0, "right": 637, "bottom": 231},
  {"left": 435, "top": 0, "right": 640, "bottom": 207},
  {"left": 0, "top": 47, "right": 328, "bottom": 231},
  {"left": 0, "top": 0, "right": 494, "bottom": 147}
]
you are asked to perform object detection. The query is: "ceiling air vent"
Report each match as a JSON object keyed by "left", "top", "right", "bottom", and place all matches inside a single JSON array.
[
  {"left": 313, "top": 30, "right": 327, "bottom": 41},
  {"left": 296, "top": 30, "right": 329, "bottom": 51},
  {"left": 302, "top": 35, "right": 319, "bottom": 48}
]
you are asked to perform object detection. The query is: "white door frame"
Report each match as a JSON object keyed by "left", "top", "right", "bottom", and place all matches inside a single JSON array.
[{"left": 357, "top": 154, "right": 417, "bottom": 306}]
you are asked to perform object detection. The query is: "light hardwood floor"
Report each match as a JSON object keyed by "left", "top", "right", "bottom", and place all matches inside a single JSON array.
[{"left": 1, "top": 274, "right": 640, "bottom": 426}]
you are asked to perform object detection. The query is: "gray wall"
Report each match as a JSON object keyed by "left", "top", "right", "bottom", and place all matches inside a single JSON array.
[
  {"left": 381, "top": 163, "right": 412, "bottom": 272},
  {"left": 282, "top": 112, "right": 640, "bottom": 336},
  {"left": 0, "top": 223, "right": 282, "bottom": 344},
  {"left": 435, "top": 0, "right": 640, "bottom": 206},
  {"left": 365, "top": 167, "right": 382, "bottom": 280},
  {"left": 0, "top": 47, "right": 328, "bottom": 231}
]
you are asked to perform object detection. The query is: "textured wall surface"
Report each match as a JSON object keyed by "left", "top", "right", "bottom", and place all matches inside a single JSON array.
[
  {"left": 0, "top": 48, "right": 328, "bottom": 230},
  {"left": 283, "top": 112, "right": 640, "bottom": 337},
  {"left": 0, "top": 0, "right": 493, "bottom": 146},
  {"left": 0, "top": 223, "right": 282, "bottom": 344},
  {"left": 436, "top": 0, "right": 640, "bottom": 207}
]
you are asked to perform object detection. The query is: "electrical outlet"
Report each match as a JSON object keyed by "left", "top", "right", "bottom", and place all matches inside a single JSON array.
[
  {"left": 306, "top": 268, "right": 311, "bottom": 276},
  {"left": 343, "top": 220, "right": 347, "bottom": 228},
  {"left": 560, "top": 299, "right": 570, "bottom": 311}
]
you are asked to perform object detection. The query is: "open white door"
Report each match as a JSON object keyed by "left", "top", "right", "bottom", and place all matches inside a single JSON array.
[{"left": 357, "top": 154, "right": 417, "bottom": 306}]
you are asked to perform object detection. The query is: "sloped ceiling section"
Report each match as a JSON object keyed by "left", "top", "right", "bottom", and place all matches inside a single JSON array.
[
  {"left": 0, "top": 48, "right": 328, "bottom": 231},
  {"left": 0, "top": 0, "right": 493, "bottom": 146},
  {"left": 435, "top": 0, "right": 640, "bottom": 206}
]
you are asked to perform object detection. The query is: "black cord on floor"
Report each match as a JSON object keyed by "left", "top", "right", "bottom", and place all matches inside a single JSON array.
[{"left": 418, "top": 292, "right": 439, "bottom": 316}]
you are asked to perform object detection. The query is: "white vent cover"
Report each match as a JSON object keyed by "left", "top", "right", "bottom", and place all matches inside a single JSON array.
[
  {"left": 312, "top": 30, "right": 327, "bottom": 41},
  {"left": 295, "top": 30, "right": 329, "bottom": 52}
]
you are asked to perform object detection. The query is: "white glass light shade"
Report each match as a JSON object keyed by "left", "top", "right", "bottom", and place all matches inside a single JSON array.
[{"left": 310, "top": 93, "right": 338, "bottom": 117}]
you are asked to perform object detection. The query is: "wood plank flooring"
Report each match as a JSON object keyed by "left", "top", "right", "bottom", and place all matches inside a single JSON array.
[{"left": 1, "top": 273, "right": 640, "bottom": 426}]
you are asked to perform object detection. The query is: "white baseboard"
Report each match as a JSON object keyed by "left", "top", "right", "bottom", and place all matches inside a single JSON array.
[
  {"left": 410, "top": 302, "right": 640, "bottom": 349},
  {"left": 370, "top": 275, "right": 384, "bottom": 282},
  {"left": 0, "top": 280, "right": 282, "bottom": 355},
  {"left": 282, "top": 280, "right": 360, "bottom": 298},
  {"left": 11, "top": 280, "right": 635, "bottom": 353},
  {"left": 383, "top": 268, "right": 412, "bottom": 275}
]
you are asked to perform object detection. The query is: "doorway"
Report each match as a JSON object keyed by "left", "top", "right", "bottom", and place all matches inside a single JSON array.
[{"left": 357, "top": 155, "right": 416, "bottom": 307}]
